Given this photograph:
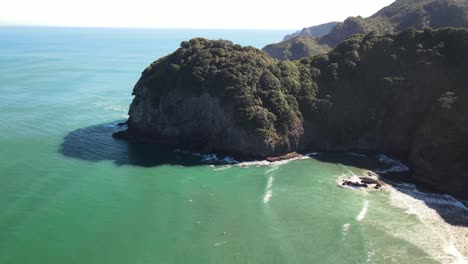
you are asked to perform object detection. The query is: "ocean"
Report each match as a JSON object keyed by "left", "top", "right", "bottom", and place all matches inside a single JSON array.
[{"left": 0, "top": 26, "right": 466, "bottom": 264}]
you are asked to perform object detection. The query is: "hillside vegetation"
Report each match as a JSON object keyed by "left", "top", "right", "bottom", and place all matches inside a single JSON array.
[
  {"left": 120, "top": 28, "right": 468, "bottom": 198},
  {"left": 282, "top": 22, "right": 338, "bottom": 40},
  {"left": 263, "top": 0, "right": 468, "bottom": 60},
  {"left": 262, "top": 36, "right": 331, "bottom": 61}
]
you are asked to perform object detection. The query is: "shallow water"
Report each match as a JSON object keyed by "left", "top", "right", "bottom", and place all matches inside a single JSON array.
[{"left": 0, "top": 26, "right": 466, "bottom": 264}]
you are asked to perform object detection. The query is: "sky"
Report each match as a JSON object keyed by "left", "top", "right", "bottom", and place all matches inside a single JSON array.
[{"left": 0, "top": 0, "right": 396, "bottom": 29}]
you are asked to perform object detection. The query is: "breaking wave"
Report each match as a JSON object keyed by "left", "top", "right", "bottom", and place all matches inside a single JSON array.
[{"left": 387, "top": 183, "right": 468, "bottom": 263}]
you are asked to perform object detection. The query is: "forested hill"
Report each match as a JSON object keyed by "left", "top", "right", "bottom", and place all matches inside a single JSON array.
[
  {"left": 282, "top": 22, "right": 338, "bottom": 40},
  {"left": 264, "top": 0, "right": 468, "bottom": 60},
  {"left": 118, "top": 28, "right": 468, "bottom": 199}
]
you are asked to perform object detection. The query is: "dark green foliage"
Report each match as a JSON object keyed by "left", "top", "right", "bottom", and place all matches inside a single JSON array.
[
  {"left": 135, "top": 38, "right": 306, "bottom": 140},
  {"left": 135, "top": 28, "right": 468, "bottom": 154},
  {"left": 373, "top": 0, "right": 468, "bottom": 31},
  {"left": 137, "top": 29, "right": 468, "bottom": 147},
  {"left": 262, "top": 36, "right": 331, "bottom": 61},
  {"left": 296, "top": 27, "right": 468, "bottom": 166},
  {"left": 320, "top": 16, "right": 393, "bottom": 47},
  {"left": 264, "top": 0, "right": 468, "bottom": 61},
  {"left": 283, "top": 22, "right": 339, "bottom": 40},
  {"left": 131, "top": 28, "right": 468, "bottom": 197}
]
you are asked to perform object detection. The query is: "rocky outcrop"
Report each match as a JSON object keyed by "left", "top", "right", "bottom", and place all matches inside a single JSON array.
[
  {"left": 117, "top": 28, "right": 468, "bottom": 198},
  {"left": 338, "top": 175, "right": 384, "bottom": 190},
  {"left": 126, "top": 90, "right": 290, "bottom": 157},
  {"left": 116, "top": 38, "right": 305, "bottom": 158}
]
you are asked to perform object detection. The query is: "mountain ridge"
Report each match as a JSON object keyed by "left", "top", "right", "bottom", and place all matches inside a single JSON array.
[{"left": 264, "top": 0, "right": 468, "bottom": 60}]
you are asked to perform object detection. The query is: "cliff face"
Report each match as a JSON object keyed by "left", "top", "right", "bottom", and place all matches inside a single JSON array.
[
  {"left": 410, "top": 91, "right": 468, "bottom": 197},
  {"left": 299, "top": 28, "right": 468, "bottom": 197},
  {"left": 124, "top": 38, "right": 306, "bottom": 158},
  {"left": 118, "top": 28, "right": 468, "bottom": 198},
  {"left": 264, "top": 0, "right": 468, "bottom": 61}
]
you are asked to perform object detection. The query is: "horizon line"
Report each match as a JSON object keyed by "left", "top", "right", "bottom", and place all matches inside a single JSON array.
[{"left": 0, "top": 24, "right": 299, "bottom": 31}]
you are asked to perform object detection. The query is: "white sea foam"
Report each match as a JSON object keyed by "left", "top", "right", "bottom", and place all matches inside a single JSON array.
[
  {"left": 213, "top": 165, "right": 232, "bottom": 171},
  {"left": 342, "top": 223, "right": 351, "bottom": 240},
  {"left": 376, "top": 155, "right": 410, "bottom": 173},
  {"left": 213, "top": 241, "right": 227, "bottom": 247},
  {"left": 237, "top": 155, "right": 310, "bottom": 168},
  {"left": 444, "top": 244, "right": 468, "bottom": 264},
  {"left": 387, "top": 183, "right": 468, "bottom": 263},
  {"left": 237, "top": 160, "right": 271, "bottom": 167},
  {"left": 263, "top": 176, "right": 274, "bottom": 204},
  {"left": 173, "top": 149, "right": 239, "bottom": 165},
  {"left": 222, "top": 156, "right": 239, "bottom": 164},
  {"left": 265, "top": 166, "right": 279, "bottom": 174},
  {"left": 357, "top": 200, "right": 369, "bottom": 221}
]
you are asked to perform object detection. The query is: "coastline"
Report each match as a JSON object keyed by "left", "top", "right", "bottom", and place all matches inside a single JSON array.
[{"left": 200, "top": 151, "right": 468, "bottom": 263}]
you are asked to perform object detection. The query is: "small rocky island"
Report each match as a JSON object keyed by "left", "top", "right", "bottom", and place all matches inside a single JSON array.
[
  {"left": 115, "top": 28, "right": 468, "bottom": 199},
  {"left": 338, "top": 176, "right": 384, "bottom": 190}
]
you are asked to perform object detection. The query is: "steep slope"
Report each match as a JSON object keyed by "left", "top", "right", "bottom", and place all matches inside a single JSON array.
[
  {"left": 264, "top": 0, "right": 468, "bottom": 60},
  {"left": 373, "top": 0, "right": 468, "bottom": 31},
  {"left": 319, "top": 16, "right": 393, "bottom": 46},
  {"left": 262, "top": 36, "right": 331, "bottom": 61},
  {"left": 116, "top": 38, "right": 308, "bottom": 158},
  {"left": 117, "top": 28, "right": 468, "bottom": 198},
  {"left": 283, "top": 22, "right": 338, "bottom": 40}
]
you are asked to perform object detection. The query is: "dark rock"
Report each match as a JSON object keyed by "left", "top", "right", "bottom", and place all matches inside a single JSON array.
[
  {"left": 112, "top": 130, "right": 133, "bottom": 140},
  {"left": 266, "top": 152, "right": 303, "bottom": 162},
  {"left": 338, "top": 176, "right": 384, "bottom": 190}
]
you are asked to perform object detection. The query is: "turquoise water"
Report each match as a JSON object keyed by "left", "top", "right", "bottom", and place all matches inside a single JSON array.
[{"left": 0, "top": 27, "right": 464, "bottom": 264}]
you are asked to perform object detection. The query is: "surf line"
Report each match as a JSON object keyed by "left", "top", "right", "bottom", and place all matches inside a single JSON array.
[
  {"left": 357, "top": 200, "right": 369, "bottom": 221},
  {"left": 263, "top": 175, "right": 274, "bottom": 204}
]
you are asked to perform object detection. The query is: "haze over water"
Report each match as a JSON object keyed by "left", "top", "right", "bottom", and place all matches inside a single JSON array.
[{"left": 0, "top": 27, "right": 467, "bottom": 264}]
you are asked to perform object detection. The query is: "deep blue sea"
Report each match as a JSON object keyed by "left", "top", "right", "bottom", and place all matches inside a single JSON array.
[{"left": 0, "top": 26, "right": 467, "bottom": 264}]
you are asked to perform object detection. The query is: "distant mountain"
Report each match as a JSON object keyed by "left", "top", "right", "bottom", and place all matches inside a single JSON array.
[
  {"left": 262, "top": 36, "right": 331, "bottom": 61},
  {"left": 282, "top": 22, "right": 338, "bottom": 41},
  {"left": 264, "top": 0, "right": 468, "bottom": 60},
  {"left": 319, "top": 16, "right": 393, "bottom": 47}
]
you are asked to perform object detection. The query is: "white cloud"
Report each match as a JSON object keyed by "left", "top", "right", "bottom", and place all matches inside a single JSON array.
[{"left": 0, "top": 0, "right": 395, "bottom": 29}]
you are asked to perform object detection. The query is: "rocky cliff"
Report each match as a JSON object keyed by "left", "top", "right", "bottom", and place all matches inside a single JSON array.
[
  {"left": 118, "top": 39, "right": 305, "bottom": 158},
  {"left": 116, "top": 28, "right": 468, "bottom": 198}
]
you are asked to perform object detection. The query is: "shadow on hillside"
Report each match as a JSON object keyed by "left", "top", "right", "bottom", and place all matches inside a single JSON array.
[
  {"left": 59, "top": 121, "right": 203, "bottom": 167},
  {"left": 312, "top": 153, "right": 468, "bottom": 227}
]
